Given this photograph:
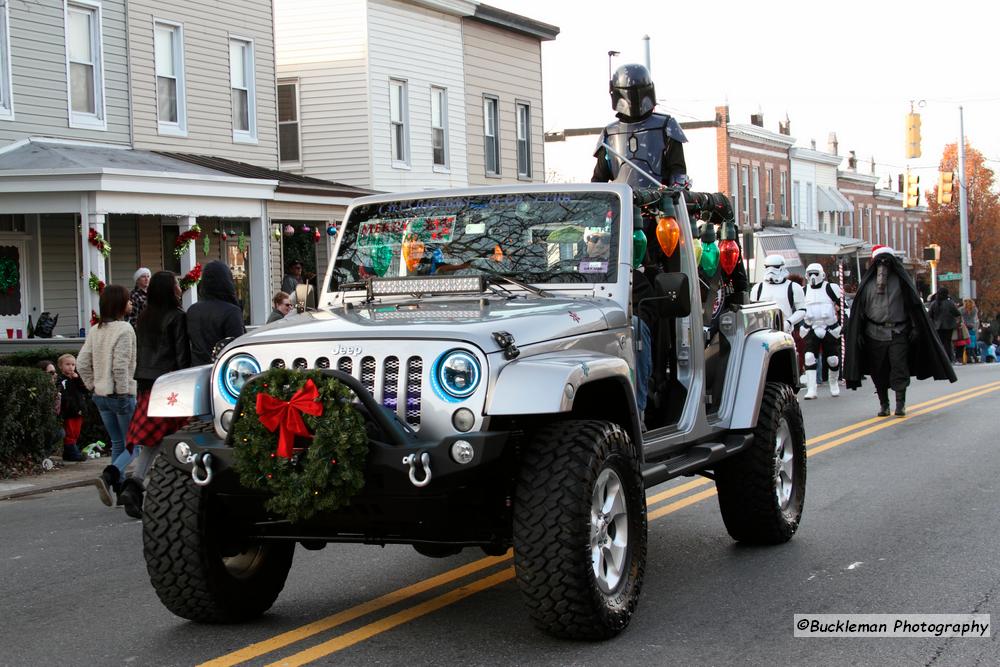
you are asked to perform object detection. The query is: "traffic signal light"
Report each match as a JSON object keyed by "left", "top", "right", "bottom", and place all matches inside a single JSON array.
[
  {"left": 922, "top": 244, "right": 940, "bottom": 262},
  {"left": 937, "top": 170, "right": 954, "bottom": 205},
  {"left": 903, "top": 171, "right": 920, "bottom": 208},
  {"left": 905, "top": 112, "right": 922, "bottom": 159}
]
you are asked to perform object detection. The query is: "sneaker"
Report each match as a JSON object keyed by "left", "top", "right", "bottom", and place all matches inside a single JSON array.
[
  {"left": 62, "top": 444, "right": 87, "bottom": 462},
  {"left": 94, "top": 465, "right": 120, "bottom": 507},
  {"left": 119, "top": 478, "right": 144, "bottom": 520}
]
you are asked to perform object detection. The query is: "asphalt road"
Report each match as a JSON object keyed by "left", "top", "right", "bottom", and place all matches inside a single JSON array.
[{"left": 2, "top": 365, "right": 999, "bottom": 666}]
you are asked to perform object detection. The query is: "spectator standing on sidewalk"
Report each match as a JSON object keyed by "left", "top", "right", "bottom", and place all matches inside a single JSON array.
[
  {"left": 119, "top": 271, "right": 191, "bottom": 518},
  {"left": 36, "top": 360, "right": 63, "bottom": 449},
  {"left": 78, "top": 284, "right": 137, "bottom": 507},
  {"left": 127, "top": 268, "right": 151, "bottom": 327},
  {"left": 961, "top": 299, "right": 980, "bottom": 363},
  {"left": 55, "top": 353, "right": 89, "bottom": 461},
  {"left": 186, "top": 260, "right": 245, "bottom": 365},
  {"left": 927, "top": 286, "right": 961, "bottom": 363}
]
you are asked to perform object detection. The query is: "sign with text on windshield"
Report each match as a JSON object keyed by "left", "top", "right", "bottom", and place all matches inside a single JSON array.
[{"left": 357, "top": 216, "right": 456, "bottom": 248}]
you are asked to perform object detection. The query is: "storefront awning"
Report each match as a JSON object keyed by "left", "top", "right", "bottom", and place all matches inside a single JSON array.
[
  {"left": 792, "top": 228, "right": 865, "bottom": 256},
  {"left": 756, "top": 231, "right": 803, "bottom": 267},
  {"left": 816, "top": 186, "right": 852, "bottom": 213}
]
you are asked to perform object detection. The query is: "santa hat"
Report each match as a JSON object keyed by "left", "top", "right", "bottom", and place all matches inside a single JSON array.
[{"left": 871, "top": 245, "right": 894, "bottom": 258}]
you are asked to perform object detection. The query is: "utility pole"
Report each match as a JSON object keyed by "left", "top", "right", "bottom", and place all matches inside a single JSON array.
[
  {"left": 958, "top": 106, "right": 971, "bottom": 299},
  {"left": 642, "top": 35, "right": 651, "bottom": 72}
]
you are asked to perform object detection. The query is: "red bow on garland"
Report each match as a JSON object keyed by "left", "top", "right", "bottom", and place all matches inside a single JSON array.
[{"left": 255, "top": 379, "right": 324, "bottom": 459}]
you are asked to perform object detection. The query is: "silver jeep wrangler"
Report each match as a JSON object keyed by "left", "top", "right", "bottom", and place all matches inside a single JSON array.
[{"left": 142, "top": 183, "right": 804, "bottom": 639}]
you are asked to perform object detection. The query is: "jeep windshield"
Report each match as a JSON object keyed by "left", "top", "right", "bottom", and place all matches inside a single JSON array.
[{"left": 329, "top": 191, "right": 621, "bottom": 292}]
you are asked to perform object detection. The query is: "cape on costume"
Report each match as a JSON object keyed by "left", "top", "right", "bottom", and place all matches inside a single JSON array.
[{"left": 843, "top": 254, "right": 956, "bottom": 390}]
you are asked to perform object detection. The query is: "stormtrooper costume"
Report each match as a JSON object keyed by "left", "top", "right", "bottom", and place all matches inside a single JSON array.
[
  {"left": 800, "top": 263, "right": 843, "bottom": 399},
  {"left": 750, "top": 254, "right": 806, "bottom": 333}
]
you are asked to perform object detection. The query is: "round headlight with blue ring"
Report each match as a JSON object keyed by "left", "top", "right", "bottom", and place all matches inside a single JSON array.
[
  {"left": 220, "top": 353, "right": 261, "bottom": 404},
  {"left": 435, "top": 349, "right": 480, "bottom": 400}
]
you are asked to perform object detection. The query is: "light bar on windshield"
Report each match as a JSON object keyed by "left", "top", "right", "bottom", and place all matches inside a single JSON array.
[{"left": 368, "top": 275, "right": 486, "bottom": 297}]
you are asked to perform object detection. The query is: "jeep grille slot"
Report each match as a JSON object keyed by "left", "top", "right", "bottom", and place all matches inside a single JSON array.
[
  {"left": 315, "top": 356, "right": 330, "bottom": 369},
  {"left": 406, "top": 356, "right": 422, "bottom": 428},
  {"left": 383, "top": 356, "right": 399, "bottom": 411},
  {"left": 270, "top": 359, "right": 285, "bottom": 369},
  {"left": 337, "top": 357, "right": 352, "bottom": 374},
  {"left": 361, "top": 356, "right": 376, "bottom": 396},
  {"left": 293, "top": 357, "right": 308, "bottom": 370}
]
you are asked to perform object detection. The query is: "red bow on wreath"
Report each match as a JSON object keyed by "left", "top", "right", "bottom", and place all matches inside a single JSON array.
[{"left": 255, "top": 379, "right": 324, "bottom": 459}]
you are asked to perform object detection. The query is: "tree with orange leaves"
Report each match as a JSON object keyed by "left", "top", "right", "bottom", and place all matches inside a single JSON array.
[{"left": 922, "top": 142, "right": 1000, "bottom": 316}]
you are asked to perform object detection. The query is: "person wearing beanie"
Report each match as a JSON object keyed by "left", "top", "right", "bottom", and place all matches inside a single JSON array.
[
  {"left": 844, "top": 246, "right": 956, "bottom": 416},
  {"left": 128, "top": 267, "right": 151, "bottom": 326}
]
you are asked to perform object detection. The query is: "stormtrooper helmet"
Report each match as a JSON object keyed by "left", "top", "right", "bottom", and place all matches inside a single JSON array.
[
  {"left": 763, "top": 254, "right": 788, "bottom": 284},
  {"left": 806, "top": 263, "right": 826, "bottom": 287}
]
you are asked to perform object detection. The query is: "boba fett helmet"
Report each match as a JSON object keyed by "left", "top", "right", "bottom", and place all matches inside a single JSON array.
[{"left": 610, "top": 63, "right": 656, "bottom": 122}]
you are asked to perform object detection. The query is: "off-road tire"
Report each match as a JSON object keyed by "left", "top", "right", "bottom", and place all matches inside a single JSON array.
[
  {"left": 715, "top": 382, "right": 806, "bottom": 544},
  {"left": 513, "top": 420, "right": 647, "bottom": 639},
  {"left": 143, "top": 456, "right": 294, "bottom": 623}
]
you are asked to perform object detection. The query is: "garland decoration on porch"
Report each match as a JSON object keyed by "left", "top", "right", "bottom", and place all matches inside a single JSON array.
[
  {"left": 87, "top": 228, "right": 112, "bottom": 258},
  {"left": 230, "top": 368, "right": 369, "bottom": 523},
  {"left": 90, "top": 310, "right": 101, "bottom": 326},
  {"left": 0, "top": 257, "right": 19, "bottom": 295},
  {"left": 202, "top": 235, "right": 211, "bottom": 255},
  {"left": 173, "top": 225, "right": 202, "bottom": 258},
  {"left": 88, "top": 272, "right": 106, "bottom": 295},
  {"left": 179, "top": 263, "right": 203, "bottom": 292}
]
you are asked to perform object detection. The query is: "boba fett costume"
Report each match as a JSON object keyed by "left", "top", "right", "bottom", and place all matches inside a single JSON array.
[{"left": 592, "top": 63, "right": 688, "bottom": 188}]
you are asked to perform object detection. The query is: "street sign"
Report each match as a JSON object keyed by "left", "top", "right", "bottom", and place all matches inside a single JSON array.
[{"left": 938, "top": 272, "right": 962, "bottom": 281}]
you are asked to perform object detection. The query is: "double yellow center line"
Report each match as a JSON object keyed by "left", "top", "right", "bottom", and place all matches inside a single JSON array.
[{"left": 203, "top": 378, "right": 1000, "bottom": 667}]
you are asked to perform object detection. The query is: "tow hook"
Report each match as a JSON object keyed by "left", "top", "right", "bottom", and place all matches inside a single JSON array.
[
  {"left": 191, "top": 452, "right": 214, "bottom": 487},
  {"left": 402, "top": 451, "right": 432, "bottom": 488}
]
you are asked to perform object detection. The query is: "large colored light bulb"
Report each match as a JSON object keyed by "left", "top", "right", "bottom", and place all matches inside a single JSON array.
[
  {"left": 656, "top": 215, "right": 680, "bottom": 257},
  {"left": 700, "top": 241, "right": 720, "bottom": 277},
  {"left": 719, "top": 239, "right": 740, "bottom": 275}
]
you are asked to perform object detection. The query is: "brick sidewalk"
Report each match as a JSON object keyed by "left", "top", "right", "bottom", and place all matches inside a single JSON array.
[{"left": 0, "top": 457, "right": 104, "bottom": 501}]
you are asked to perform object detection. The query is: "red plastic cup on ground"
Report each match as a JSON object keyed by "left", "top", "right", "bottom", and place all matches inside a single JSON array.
[
  {"left": 15, "top": 329, "right": 22, "bottom": 339},
  {"left": 5, "top": 328, "right": 12, "bottom": 339}
]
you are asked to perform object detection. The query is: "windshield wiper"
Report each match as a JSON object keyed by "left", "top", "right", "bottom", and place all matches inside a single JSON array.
[{"left": 475, "top": 266, "right": 551, "bottom": 298}]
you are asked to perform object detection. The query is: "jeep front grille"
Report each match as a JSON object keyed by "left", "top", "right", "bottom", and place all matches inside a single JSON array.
[{"left": 262, "top": 353, "right": 423, "bottom": 430}]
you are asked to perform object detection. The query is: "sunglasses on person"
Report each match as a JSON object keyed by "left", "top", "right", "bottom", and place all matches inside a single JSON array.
[
  {"left": 46, "top": 369, "right": 57, "bottom": 375},
  {"left": 279, "top": 301, "right": 293, "bottom": 309},
  {"left": 586, "top": 235, "right": 609, "bottom": 244}
]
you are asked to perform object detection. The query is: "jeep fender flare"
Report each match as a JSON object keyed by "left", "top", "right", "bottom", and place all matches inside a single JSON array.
[
  {"left": 486, "top": 351, "right": 643, "bottom": 445},
  {"left": 728, "top": 330, "right": 799, "bottom": 430}
]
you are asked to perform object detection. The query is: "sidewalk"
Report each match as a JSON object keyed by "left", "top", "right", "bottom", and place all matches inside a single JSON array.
[{"left": 0, "top": 457, "right": 103, "bottom": 501}]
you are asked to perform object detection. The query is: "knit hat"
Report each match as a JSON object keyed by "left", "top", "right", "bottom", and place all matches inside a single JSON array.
[
  {"left": 133, "top": 267, "right": 151, "bottom": 283},
  {"left": 871, "top": 245, "right": 894, "bottom": 258}
]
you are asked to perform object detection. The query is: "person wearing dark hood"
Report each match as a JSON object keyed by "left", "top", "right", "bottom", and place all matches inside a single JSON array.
[
  {"left": 928, "top": 286, "right": 962, "bottom": 362},
  {"left": 186, "top": 260, "right": 245, "bottom": 365},
  {"left": 844, "top": 245, "right": 956, "bottom": 417}
]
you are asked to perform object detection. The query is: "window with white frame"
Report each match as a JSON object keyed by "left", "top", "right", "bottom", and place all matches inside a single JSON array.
[
  {"left": 389, "top": 79, "right": 408, "bottom": 165},
  {"left": 805, "top": 184, "right": 813, "bottom": 230},
  {"left": 752, "top": 166, "right": 760, "bottom": 226},
  {"left": 740, "top": 165, "right": 749, "bottom": 217},
  {"left": 780, "top": 172, "right": 787, "bottom": 218},
  {"left": 66, "top": 1, "right": 105, "bottom": 128},
  {"left": 484, "top": 95, "right": 500, "bottom": 176},
  {"left": 729, "top": 164, "right": 738, "bottom": 214},
  {"left": 516, "top": 102, "right": 531, "bottom": 178},
  {"left": 767, "top": 168, "right": 773, "bottom": 208},
  {"left": 430, "top": 86, "right": 447, "bottom": 168},
  {"left": 154, "top": 21, "right": 185, "bottom": 134},
  {"left": 875, "top": 212, "right": 881, "bottom": 243},
  {"left": 278, "top": 81, "right": 300, "bottom": 163},
  {"left": 0, "top": 3, "right": 12, "bottom": 120},
  {"left": 229, "top": 37, "right": 256, "bottom": 142},
  {"left": 792, "top": 180, "right": 801, "bottom": 226}
]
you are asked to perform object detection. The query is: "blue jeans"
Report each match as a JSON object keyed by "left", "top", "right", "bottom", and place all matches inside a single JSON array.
[{"left": 93, "top": 394, "right": 137, "bottom": 474}]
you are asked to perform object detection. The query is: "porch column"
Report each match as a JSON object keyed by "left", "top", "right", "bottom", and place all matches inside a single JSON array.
[
  {"left": 83, "top": 213, "right": 107, "bottom": 333},
  {"left": 248, "top": 215, "right": 269, "bottom": 325},
  {"left": 178, "top": 216, "right": 199, "bottom": 310}
]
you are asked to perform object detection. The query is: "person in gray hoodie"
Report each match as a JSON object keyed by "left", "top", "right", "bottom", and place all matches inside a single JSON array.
[{"left": 185, "top": 260, "right": 246, "bottom": 365}]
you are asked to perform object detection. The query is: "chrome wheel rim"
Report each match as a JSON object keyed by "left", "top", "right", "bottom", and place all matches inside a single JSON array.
[
  {"left": 590, "top": 467, "right": 629, "bottom": 594},
  {"left": 774, "top": 417, "right": 795, "bottom": 510}
]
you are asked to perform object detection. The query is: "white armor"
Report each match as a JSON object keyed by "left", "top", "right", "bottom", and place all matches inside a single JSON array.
[
  {"left": 750, "top": 255, "right": 805, "bottom": 332},
  {"left": 802, "top": 264, "right": 842, "bottom": 339}
]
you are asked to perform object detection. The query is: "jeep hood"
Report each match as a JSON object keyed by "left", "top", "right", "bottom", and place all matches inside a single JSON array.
[{"left": 233, "top": 297, "right": 623, "bottom": 353}]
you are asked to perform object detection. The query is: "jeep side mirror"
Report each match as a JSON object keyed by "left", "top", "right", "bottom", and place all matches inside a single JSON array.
[{"left": 642, "top": 272, "right": 691, "bottom": 318}]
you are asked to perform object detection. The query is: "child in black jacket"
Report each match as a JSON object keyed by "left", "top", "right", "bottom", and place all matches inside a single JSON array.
[{"left": 57, "top": 353, "right": 90, "bottom": 461}]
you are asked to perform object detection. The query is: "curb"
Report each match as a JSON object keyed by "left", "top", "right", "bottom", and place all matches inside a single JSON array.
[{"left": 0, "top": 477, "right": 97, "bottom": 501}]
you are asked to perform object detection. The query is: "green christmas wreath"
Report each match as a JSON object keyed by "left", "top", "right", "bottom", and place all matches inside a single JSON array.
[
  {"left": 230, "top": 368, "right": 369, "bottom": 523},
  {"left": 0, "top": 257, "right": 18, "bottom": 293}
]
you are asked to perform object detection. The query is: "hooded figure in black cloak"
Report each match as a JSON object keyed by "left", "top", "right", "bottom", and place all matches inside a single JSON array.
[
  {"left": 844, "top": 245, "right": 956, "bottom": 416},
  {"left": 186, "top": 260, "right": 246, "bottom": 365}
]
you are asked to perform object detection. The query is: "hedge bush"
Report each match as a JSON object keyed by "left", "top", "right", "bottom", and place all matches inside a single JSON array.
[
  {"left": 0, "top": 345, "right": 111, "bottom": 457},
  {"left": 0, "top": 367, "right": 60, "bottom": 473}
]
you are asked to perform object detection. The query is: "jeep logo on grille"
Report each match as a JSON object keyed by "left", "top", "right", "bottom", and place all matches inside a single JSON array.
[{"left": 331, "top": 344, "right": 363, "bottom": 356}]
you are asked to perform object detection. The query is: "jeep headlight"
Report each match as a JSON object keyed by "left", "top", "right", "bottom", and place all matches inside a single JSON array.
[
  {"left": 220, "top": 353, "right": 261, "bottom": 405},
  {"left": 435, "top": 350, "right": 480, "bottom": 400}
]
